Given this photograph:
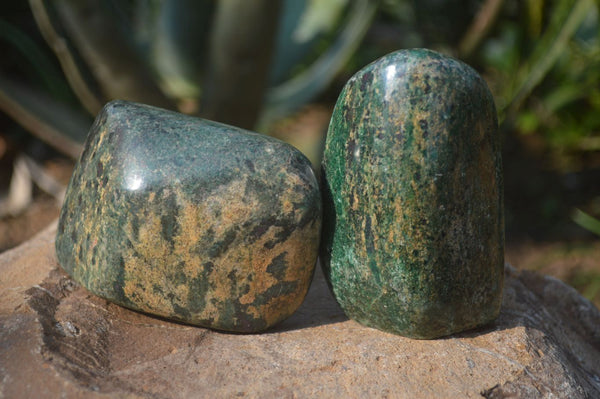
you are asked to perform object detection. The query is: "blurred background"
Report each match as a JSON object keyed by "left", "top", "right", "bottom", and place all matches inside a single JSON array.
[{"left": 0, "top": 0, "right": 599, "bottom": 308}]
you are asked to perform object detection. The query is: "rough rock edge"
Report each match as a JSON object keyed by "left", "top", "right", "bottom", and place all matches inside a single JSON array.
[{"left": 1, "top": 222, "right": 599, "bottom": 398}]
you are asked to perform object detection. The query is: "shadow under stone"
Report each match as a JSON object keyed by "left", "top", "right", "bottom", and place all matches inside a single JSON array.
[{"left": 267, "top": 264, "right": 349, "bottom": 334}]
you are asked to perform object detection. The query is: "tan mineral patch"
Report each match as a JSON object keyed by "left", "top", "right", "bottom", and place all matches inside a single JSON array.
[
  {"left": 251, "top": 222, "right": 320, "bottom": 327},
  {"left": 87, "top": 166, "right": 321, "bottom": 330},
  {"left": 123, "top": 210, "right": 175, "bottom": 315}
]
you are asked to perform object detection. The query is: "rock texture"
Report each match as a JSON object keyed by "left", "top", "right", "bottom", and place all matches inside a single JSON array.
[
  {"left": 1, "top": 223, "right": 600, "bottom": 398},
  {"left": 321, "top": 49, "right": 503, "bottom": 339},
  {"left": 55, "top": 100, "right": 321, "bottom": 332}
]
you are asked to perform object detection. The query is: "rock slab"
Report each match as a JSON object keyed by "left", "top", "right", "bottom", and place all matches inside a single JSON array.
[
  {"left": 55, "top": 100, "right": 321, "bottom": 332},
  {"left": 1, "top": 224, "right": 600, "bottom": 398},
  {"left": 321, "top": 49, "right": 503, "bottom": 339}
]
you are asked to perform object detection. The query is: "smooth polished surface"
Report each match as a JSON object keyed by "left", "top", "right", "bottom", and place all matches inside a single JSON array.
[
  {"left": 321, "top": 49, "right": 504, "bottom": 339},
  {"left": 56, "top": 100, "right": 321, "bottom": 332}
]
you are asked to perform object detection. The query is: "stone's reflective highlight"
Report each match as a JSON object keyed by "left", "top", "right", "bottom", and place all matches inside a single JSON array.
[
  {"left": 55, "top": 100, "right": 321, "bottom": 333},
  {"left": 321, "top": 49, "right": 504, "bottom": 339}
]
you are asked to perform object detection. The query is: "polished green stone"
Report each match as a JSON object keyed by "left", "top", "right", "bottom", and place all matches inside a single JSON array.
[
  {"left": 320, "top": 49, "right": 504, "bottom": 339},
  {"left": 56, "top": 100, "right": 321, "bottom": 333}
]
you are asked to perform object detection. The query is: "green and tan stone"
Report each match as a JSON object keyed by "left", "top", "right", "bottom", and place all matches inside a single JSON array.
[
  {"left": 55, "top": 100, "right": 321, "bottom": 333},
  {"left": 321, "top": 49, "right": 504, "bottom": 339}
]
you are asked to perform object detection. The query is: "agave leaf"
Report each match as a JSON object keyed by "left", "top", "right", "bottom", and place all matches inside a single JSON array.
[
  {"left": 0, "top": 76, "right": 89, "bottom": 158},
  {"left": 262, "top": 0, "right": 376, "bottom": 125},
  {"left": 51, "top": 0, "right": 174, "bottom": 109},
  {"left": 28, "top": 0, "right": 104, "bottom": 115},
  {"left": 269, "top": 0, "right": 349, "bottom": 88},
  {"left": 292, "top": 0, "right": 349, "bottom": 43},
  {"left": 0, "top": 18, "right": 73, "bottom": 102},
  {"left": 201, "top": 0, "right": 282, "bottom": 129},
  {"left": 29, "top": 0, "right": 104, "bottom": 114},
  {"left": 268, "top": 0, "right": 313, "bottom": 87},
  {"left": 132, "top": 0, "right": 214, "bottom": 102}
]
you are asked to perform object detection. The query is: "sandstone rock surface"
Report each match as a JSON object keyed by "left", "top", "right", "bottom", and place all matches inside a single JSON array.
[{"left": 1, "top": 223, "right": 599, "bottom": 398}]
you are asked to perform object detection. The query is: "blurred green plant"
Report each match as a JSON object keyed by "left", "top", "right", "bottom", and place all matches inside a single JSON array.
[
  {"left": 376, "top": 0, "right": 600, "bottom": 171},
  {"left": 0, "top": 0, "right": 375, "bottom": 155},
  {"left": 480, "top": 0, "right": 600, "bottom": 171},
  {"left": 2, "top": 0, "right": 599, "bottom": 165},
  {"left": 1, "top": 0, "right": 600, "bottom": 211},
  {"left": 572, "top": 208, "right": 600, "bottom": 237},
  {"left": 0, "top": 0, "right": 376, "bottom": 215}
]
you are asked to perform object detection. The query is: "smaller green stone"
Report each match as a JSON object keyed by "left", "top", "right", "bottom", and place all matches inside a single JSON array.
[
  {"left": 56, "top": 100, "right": 321, "bottom": 333},
  {"left": 321, "top": 49, "right": 504, "bottom": 339}
]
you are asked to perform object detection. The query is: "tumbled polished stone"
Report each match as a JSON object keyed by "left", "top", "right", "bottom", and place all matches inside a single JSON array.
[
  {"left": 320, "top": 49, "right": 504, "bottom": 339},
  {"left": 56, "top": 100, "right": 321, "bottom": 333}
]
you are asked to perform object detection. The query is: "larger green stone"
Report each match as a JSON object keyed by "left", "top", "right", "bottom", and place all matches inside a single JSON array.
[
  {"left": 56, "top": 100, "right": 321, "bottom": 333},
  {"left": 321, "top": 49, "right": 504, "bottom": 339}
]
